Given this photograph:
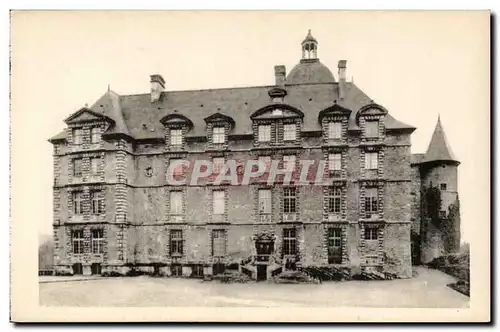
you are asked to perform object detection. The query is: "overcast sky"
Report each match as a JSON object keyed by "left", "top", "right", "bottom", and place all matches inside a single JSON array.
[{"left": 11, "top": 11, "right": 489, "bottom": 243}]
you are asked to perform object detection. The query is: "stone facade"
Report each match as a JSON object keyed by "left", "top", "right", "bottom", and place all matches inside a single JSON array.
[{"left": 49, "top": 31, "right": 459, "bottom": 280}]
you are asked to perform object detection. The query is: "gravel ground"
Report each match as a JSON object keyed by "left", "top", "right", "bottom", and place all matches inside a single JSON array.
[{"left": 39, "top": 266, "right": 469, "bottom": 307}]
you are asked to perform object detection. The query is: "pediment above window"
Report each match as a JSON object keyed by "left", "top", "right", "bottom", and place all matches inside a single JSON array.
[
  {"left": 64, "top": 107, "right": 115, "bottom": 125},
  {"left": 251, "top": 104, "right": 304, "bottom": 120},
  {"left": 356, "top": 103, "right": 388, "bottom": 124},
  {"left": 318, "top": 103, "right": 352, "bottom": 123},
  {"left": 268, "top": 87, "right": 287, "bottom": 99},
  {"left": 160, "top": 113, "right": 194, "bottom": 130},
  {"left": 204, "top": 112, "right": 235, "bottom": 129}
]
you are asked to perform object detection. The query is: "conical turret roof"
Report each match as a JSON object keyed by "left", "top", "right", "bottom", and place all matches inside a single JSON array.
[{"left": 423, "top": 116, "right": 459, "bottom": 164}]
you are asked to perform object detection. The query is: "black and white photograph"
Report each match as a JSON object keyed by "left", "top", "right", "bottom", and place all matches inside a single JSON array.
[{"left": 10, "top": 10, "right": 490, "bottom": 322}]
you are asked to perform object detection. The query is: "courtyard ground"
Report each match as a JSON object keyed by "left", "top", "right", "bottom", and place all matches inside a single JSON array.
[{"left": 39, "top": 266, "right": 469, "bottom": 307}]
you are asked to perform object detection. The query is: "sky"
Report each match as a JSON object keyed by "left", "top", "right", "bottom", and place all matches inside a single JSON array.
[{"left": 11, "top": 11, "right": 489, "bottom": 243}]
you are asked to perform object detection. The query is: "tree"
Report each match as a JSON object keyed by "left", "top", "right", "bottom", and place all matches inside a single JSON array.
[
  {"left": 422, "top": 184, "right": 442, "bottom": 229},
  {"left": 38, "top": 239, "right": 54, "bottom": 269},
  {"left": 446, "top": 197, "right": 461, "bottom": 253}
]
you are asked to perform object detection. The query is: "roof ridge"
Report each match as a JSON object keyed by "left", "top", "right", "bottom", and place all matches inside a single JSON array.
[{"left": 119, "top": 82, "right": 340, "bottom": 97}]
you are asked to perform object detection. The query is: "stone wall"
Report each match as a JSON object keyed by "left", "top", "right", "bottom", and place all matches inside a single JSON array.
[{"left": 51, "top": 118, "right": 416, "bottom": 279}]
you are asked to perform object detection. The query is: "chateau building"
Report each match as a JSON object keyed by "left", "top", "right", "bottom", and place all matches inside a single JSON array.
[{"left": 49, "top": 31, "right": 460, "bottom": 280}]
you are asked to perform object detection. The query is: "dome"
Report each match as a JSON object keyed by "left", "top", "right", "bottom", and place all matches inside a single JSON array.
[{"left": 286, "top": 59, "right": 336, "bottom": 85}]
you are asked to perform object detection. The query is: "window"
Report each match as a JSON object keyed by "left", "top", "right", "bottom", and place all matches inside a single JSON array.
[
  {"left": 90, "top": 190, "right": 104, "bottom": 214},
  {"left": 90, "top": 127, "right": 100, "bottom": 143},
  {"left": 72, "top": 128, "right": 83, "bottom": 145},
  {"left": 213, "top": 127, "right": 225, "bottom": 144},
  {"left": 328, "top": 122, "right": 342, "bottom": 139},
  {"left": 168, "top": 158, "right": 184, "bottom": 178},
  {"left": 90, "top": 157, "right": 100, "bottom": 175},
  {"left": 72, "top": 230, "right": 84, "bottom": 254},
  {"left": 170, "top": 230, "right": 183, "bottom": 256},
  {"left": 365, "top": 152, "right": 378, "bottom": 170},
  {"left": 258, "top": 125, "right": 271, "bottom": 142},
  {"left": 91, "top": 229, "right": 104, "bottom": 254},
  {"left": 170, "top": 191, "right": 183, "bottom": 215},
  {"left": 171, "top": 264, "right": 182, "bottom": 277},
  {"left": 283, "top": 155, "right": 296, "bottom": 172},
  {"left": 328, "top": 153, "right": 342, "bottom": 171},
  {"left": 439, "top": 210, "right": 447, "bottom": 219},
  {"left": 258, "top": 156, "right": 272, "bottom": 173},
  {"left": 365, "top": 227, "right": 379, "bottom": 240},
  {"left": 283, "top": 187, "right": 297, "bottom": 213},
  {"left": 440, "top": 183, "right": 447, "bottom": 191},
  {"left": 282, "top": 228, "right": 297, "bottom": 255},
  {"left": 365, "top": 187, "right": 378, "bottom": 213},
  {"left": 191, "top": 265, "right": 204, "bottom": 278},
  {"left": 365, "top": 120, "right": 379, "bottom": 138},
  {"left": 258, "top": 189, "right": 272, "bottom": 214},
  {"left": 212, "top": 230, "right": 226, "bottom": 257},
  {"left": 327, "top": 228, "right": 342, "bottom": 264},
  {"left": 212, "top": 190, "right": 225, "bottom": 215},
  {"left": 212, "top": 157, "right": 225, "bottom": 174},
  {"left": 283, "top": 123, "right": 296, "bottom": 141},
  {"left": 170, "top": 129, "right": 183, "bottom": 146},
  {"left": 328, "top": 187, "right": 342, "bottom": 214},
  {"left": 73, "top": 158, "right": 83, "bottom": 177},
  {"left": 73, "top": 191, "right": 84, "bottom": 215}
]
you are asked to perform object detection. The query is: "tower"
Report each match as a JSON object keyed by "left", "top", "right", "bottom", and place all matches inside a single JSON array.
[
  {"left": 301, "top": 29, "right": 318, "bottom": 60},
  {"left": 419, "top": 116, "right": 461, "bottom": 263}
]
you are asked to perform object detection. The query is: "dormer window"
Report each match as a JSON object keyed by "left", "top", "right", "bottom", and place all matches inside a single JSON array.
[
  {"left": 283, "top": 124, "right": 296, "bottom": 141},
  {"left": 160, "top": 113, "right": 194, "bottom": 150},
  {"left": 170, "top": 129, "right": 183, "bottom": 146},
  {"left": 213, "top": 127, "right": 225, "bottom": 144},
  {"left": 258, "top": 125, "right": 271, "bottom": 142},
  {"left": 365, "top": 120, "right": 379, "bottom": 138},
  {"left": 251, "top": 104, "right": 304, "bottom": 146},
  {"left": 203, "top": 113, "right": 235, "bottom": 149},
  {"left": 73, "top": 128, "right": 83, "bottom": 145},
  {"left": 328, "top": 122, "right": 342, "bottom": 139},
  {"left": 90, "top": 127, "right": 100, "bottom": 143},
  {"left": 318, "top": 104, "right": 351, "bottom": 144}
]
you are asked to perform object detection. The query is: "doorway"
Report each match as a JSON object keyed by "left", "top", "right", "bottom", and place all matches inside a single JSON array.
[
  {"left": 257, "top": 265, "right": 267, "bottom": 281},
  {"left": 91, "top": 263, "right": 102, "bottom": 275},
  {"left": 72, "top": 263, "right": 83, "bottom": 275},
  {"left": 213, "top": 263, "right": 225, "bottom": 276}
]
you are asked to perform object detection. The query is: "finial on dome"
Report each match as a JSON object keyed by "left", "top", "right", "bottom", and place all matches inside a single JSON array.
[{"left": 107, "top": 84, "right": 110, "bottom": 92}]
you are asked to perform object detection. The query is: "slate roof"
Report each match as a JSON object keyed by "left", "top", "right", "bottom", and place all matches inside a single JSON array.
[
  {"left": 422, "top": 116, "right": 459, "bottom": 164},
  {"left": 287, "top": 59, "right": 336, "bottom": 84},
  {"left": 49, "top": 80, "right": 417, "bottom": 142}
]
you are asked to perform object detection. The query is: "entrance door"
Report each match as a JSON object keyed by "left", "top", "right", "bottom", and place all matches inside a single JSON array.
[
  {"left": 91, "top": 263, "right": 102, "bottom": 275},
  {"left": 72, "top": 263, "right": 83, "bottom": 275},
  {"left": 256, "top": 265, "right": 267, "bottom": 281}
]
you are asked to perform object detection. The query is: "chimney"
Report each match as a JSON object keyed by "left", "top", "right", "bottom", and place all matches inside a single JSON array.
[
  {"left": 274, "top": 65, "right": 286, "bottom": 87},
  {"left": 150, "top": 74, "right": 165, "bottom": 103},
  {"left": 338, "top": 60, "right": 347, "bottom": 100}
]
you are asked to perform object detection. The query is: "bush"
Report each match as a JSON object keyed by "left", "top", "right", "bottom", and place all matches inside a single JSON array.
[
  {"left": 101, "top": 270, "right": 124, "bottom": 277},
  {"left": 213, "top": 270, "right": 252, "bottom": 283},
  {"left": 272, "top": 270, "right": 320, "bottom": 284},
  {"left": 448, "top": 281, "right": 470, "bottom": 297},
  {"left": 428, "top": 252, "right": 470, "bottom": 283}
]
